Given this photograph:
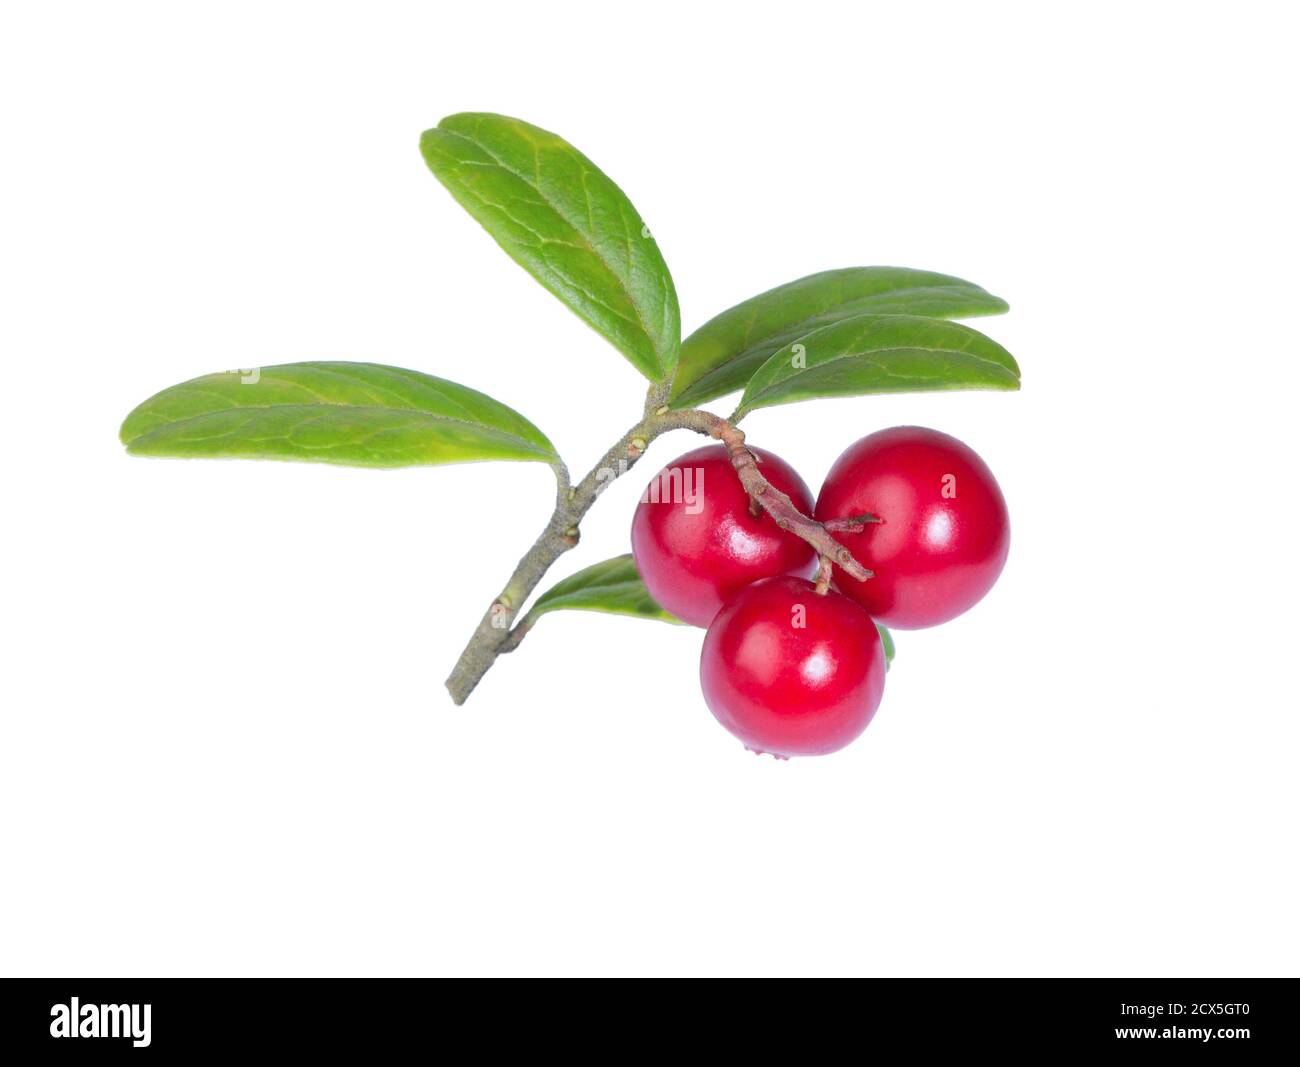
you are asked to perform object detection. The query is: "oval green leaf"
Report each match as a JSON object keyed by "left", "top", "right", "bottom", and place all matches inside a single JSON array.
[
  {"left": 670, "top": 267, "right": 1008, "bottom": 407},
  {"left": 120, "top": 362, "right": 558, "bottom": 468},
  {"left": 735, "top": 314, "right": 1020, "bottom": 416},
  {"left": 420, "top": 113, "right": 680, "bottom": 383},
  {"left": 527, "top": 555, "right": 683, "bottom": 625}
]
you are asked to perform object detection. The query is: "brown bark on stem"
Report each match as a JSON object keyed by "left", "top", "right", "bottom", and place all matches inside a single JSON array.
[{"left": 444, "top": 405, "right": 873, "bottom": 704}]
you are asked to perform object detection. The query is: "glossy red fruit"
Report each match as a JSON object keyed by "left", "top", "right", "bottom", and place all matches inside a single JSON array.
[
  {"left": 815, "top": 426, "right": 1009, "bottom": 629},
  {"left": 700, "top": 576, "right": 886, "bottom": 757},
  {"left": 631, "top": 444, "right": 816, "bottom": 627}
]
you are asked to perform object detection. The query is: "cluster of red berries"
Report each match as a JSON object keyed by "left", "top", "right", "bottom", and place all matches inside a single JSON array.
[{"left": 631, "top": 426, "right": 1009, "bottom": 758}]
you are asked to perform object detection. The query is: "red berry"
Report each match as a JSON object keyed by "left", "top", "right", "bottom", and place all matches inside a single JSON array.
[
  {"left": 699, "top": 576, "right": 886, "bottom": 757},
  {"left": 815, "top": 426, "right": 1009, "bottom": 629},
  {"left": 631, "top": 444, "right": 816, "bottom": 627}
]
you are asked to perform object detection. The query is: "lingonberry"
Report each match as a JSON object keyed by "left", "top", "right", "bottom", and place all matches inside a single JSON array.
[
  {"left": 631, "top": 444, "right": 816, "bottom": 627},
  {"left": 699, "top": 576, "right": 886, "bottom": 757},
  {"left": 815, "top": 426, "right": 1009, "bottom": 629}
]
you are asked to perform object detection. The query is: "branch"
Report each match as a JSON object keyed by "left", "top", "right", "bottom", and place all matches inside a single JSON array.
[
  {"left": 444, "top": 405, "right": 875, "bottom": 703},
  {"left": 814, "top": 555, "right": 835, "bottom": 594},
  {"left": 708, "top": 420, "right": 874, "bottom": 583},
  {"left": 445, "top": 405, "right": 722, "bottom": 703},
  {"left": 822, "top": 512, "right": 882, "bottom": 533}
]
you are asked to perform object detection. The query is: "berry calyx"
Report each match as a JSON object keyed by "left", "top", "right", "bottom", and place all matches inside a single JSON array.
[
  {"left": 699, "top": 576, "right": 886, "bottom": 757},
  {"left": 631, "top": 444, "right": 817, "bottom": 627},
  {"left": 815, "top": 426, "right": 1009, "bottom": 629}
]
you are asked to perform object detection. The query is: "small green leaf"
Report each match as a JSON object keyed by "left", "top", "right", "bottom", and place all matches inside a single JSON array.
[
  {"left": 735, "top": 314, "right": 1020, "bottom": 416},
  {"left": 671, "top": 267, "right": 1008, "bottom": 407},
  {"left": 120, "top": 362, "right": 558, "bottom": 468},
  {"left": 528, "top": 555, "right": 683, "bottom": 624},
  {"left": 420, "top": 113, "right": 680, "bottom": 383},
  {"left": 876, "top": 623, "right": 895, "bottom": 670}
]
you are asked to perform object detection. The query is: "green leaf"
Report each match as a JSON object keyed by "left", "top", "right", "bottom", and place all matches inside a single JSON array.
[
  {"left": 876, "top": 623, "right": 895, "bottom": 670},
  {"left": 120, "top": 362, "right": 558, "bottom": 468},
  {"left": 735, "top": 314, "right": 1020, "bottom": 416},
  {"left": 670, "top": 267, "right": 1008, "bottom": 407},
  {"left": 527, "top": 555, "right": 683, "bottom": 625},
  {"left": 420, "top": 113, "right": 680, "bottom": 383}
]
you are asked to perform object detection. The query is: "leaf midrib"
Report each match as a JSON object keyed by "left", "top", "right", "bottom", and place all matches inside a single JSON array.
[
  {"left": 439, "top": 125, "right": 667, "bottom": 377},
  {"left": 162, "top": 365, "right": 496, "bottom": 429},
  {"left": 444, "top": 161, "right": 656, "bottom": 359},
  {"left": 742, "top": 340, "right": 1019, "bottom": 411},
  {"left": 541, "top": 579, "right": 649, "bottom": 604},
  {"left": 125, "top": 401, "right": 556, "bottom": 457}
]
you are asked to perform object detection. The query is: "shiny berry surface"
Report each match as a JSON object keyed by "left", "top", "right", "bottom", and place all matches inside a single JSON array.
[
  {"left": 699, "top": 576, "right": 886, "bottom": 757},
  {"left": 631, "top": 444, "right": 816, "bottom": 627},
  {"left": 815, "top": 426, "right": 1009, "bottom": 629}
]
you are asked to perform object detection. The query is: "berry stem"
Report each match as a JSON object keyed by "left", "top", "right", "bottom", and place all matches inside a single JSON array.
[
  {"left": 444, "top": 399, "right": 874, "bottom": 704},
  {"left": 814, "top": 555, "right": 835, "bottom": 595},
  {"left": 706, "top": 419, "right": 874, "bottom": 584},
  {"left": 822, "top": 512, "right": 882, "bottom": 532}
]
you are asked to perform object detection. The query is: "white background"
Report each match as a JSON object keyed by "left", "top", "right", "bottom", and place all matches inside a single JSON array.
[{"left": 2, "top": 1, "right": 1297, "bottom": 977}]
